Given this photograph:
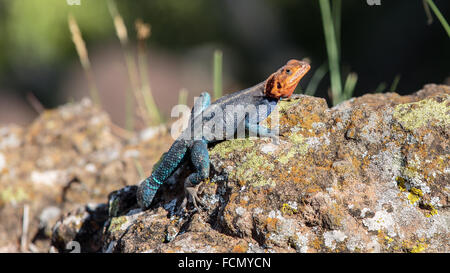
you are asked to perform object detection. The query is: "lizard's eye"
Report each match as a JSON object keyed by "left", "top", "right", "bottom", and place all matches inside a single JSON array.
[{"left": 285, "top": 69, "right": 291, "bottom": 75}]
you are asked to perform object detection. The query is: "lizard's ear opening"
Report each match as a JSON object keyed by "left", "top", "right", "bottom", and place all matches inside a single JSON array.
[{"left": 264, "top": 73, "right": 278, "bottom": 98}]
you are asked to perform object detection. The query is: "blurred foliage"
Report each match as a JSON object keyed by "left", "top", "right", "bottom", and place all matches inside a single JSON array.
[
  {"left": 116, "top": 0, "right": 224, "bottom": 49},
  {"left": 1, "top": 0, "right": 112, "bottom": 67},
  {"left": 0, "top": 0, "right": 226, "bottom": 70},
  {"left": 0, "top": 0, "right": 448, "bottom": 109}
]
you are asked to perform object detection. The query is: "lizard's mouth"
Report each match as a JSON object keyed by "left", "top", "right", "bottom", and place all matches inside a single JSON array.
[
  {"left": 281, "top": 62, "right": 311, "bottom": 98},
  {"left": 288, "top": 62, "right": 311, "bottom": 86}
]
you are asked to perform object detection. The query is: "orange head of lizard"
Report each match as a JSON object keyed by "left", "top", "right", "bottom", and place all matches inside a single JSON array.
[{"left": 264, "top": 59, "right": 311, "bottom": 99}]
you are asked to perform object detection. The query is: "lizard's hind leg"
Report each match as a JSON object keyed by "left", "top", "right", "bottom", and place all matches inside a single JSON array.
[{"left": 180, "top": 139, "right": 210, "bottom": 212}]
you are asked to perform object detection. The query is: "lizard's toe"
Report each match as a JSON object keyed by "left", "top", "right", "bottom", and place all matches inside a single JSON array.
[
  {"left": 175, "top": 194, "right": 203, "bottom": 216},
  {"left": 176, "top": 195, "right": 188, "bottom": 216},
  {"left": 187, "top": 186, "right": 205, "bottom": 211},
  {"left": 179, "top": 178, "right": 205, "bottom": 213}
]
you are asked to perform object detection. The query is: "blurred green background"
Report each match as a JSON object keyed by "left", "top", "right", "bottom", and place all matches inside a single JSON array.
[{"left": 0, "top": 0, "right": 448, "bottom": 127}]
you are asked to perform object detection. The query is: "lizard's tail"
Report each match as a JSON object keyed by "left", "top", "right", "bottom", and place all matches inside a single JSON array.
[{"left": 137, "top": 139, "right": 188, "bottom": 209}]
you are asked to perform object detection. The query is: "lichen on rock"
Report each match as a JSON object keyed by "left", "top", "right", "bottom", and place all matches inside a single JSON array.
[{"left": 393, "top": 95, "right": 449, "bottom": 130}]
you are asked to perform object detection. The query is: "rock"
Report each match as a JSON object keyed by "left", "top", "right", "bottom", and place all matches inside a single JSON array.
[
  {"left": 85, "top": 84, "right": 448, "bottom": 253},
  {"left": 107, "top": 185, "right": 139, "bottom": 217},
  {"left": 51, "top": 203, "right": 108, "bottom": 253},
  {"left": 0, "top": 98, "right": 172, "bottom": 252},
  {"left": 36, "top": 206, "right": 62, "bottom": 239}
]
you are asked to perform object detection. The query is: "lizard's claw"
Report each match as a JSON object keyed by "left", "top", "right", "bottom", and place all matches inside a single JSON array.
[
  {"left": 186, "top": 185, "right": 204, "bottom": 211},
  {"left": 177, "top": 178, "right": 204, "bottom": 214}
]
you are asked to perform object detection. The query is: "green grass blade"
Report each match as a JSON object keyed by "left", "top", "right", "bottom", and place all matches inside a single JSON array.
[
  {"left": 426, "top": 0, "right": 450, "bottom": 37},
  {"left": 319, "top": 0, "right": 343, "bottom": 105},
  {"left": 213, "top": 49, "right": 223, "bottom": 100},
  {"left": 136, "top": 20, "right": 163, "bottom": 125},
  {"left": 178, "top": 88, "right": 188, "bottom": 106},
  {"left": 374, "top": 82, "right": 387, "bottom": 93},
  {"left": 422, "top": 0, "right": 434, "bottom": 24},
  {"left": 332, "top": 0, "right": 342, "bottom": 61},
  {"left": 390, "top": 74, "right": 401, "bottom": 92},
  {"left": 343, "top": 72, "right": 358, "bottom": 101}
]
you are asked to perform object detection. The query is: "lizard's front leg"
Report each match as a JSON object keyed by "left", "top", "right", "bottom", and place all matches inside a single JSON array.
[
  {"left": 245, "top": 120, "right": 280, "bottom": 144},
  {"left": 179, "top": 139, "right": 209, "bottom": 213},
  {"left": 191, "top": 92, "right": 211, "bottom": 119}
]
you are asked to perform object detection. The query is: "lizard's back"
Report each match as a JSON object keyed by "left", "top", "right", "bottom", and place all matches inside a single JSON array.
[{"left": 180, "top": 82, "right": 277, "bottom": 142}]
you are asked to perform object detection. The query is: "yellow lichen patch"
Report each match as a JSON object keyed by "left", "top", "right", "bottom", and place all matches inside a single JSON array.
[
  {"left": 422, "top": 203, "right": 438, "bottom": 218},
  {"left": 407, "top": 193, "right": 420, "bottom": 205},
  {"left": 230, "top": 150, "right": 275, "bottom": 188},
  {"left": 425, "top": 208, "right": 438, "bottom": 218},
  {"left": 289, "top": 132, "right": 305, "bottom": 144},
  {"left": 108, "top": 216, "right": 127, "bottom": 233},
  {"left": 384, "top": 235, "right": 394, "bottom": 244},
  {"left": 407, "top": 187, "right": 423, "bottom": 205},
  {"left": 202, "top": 178, "right": 212, "bottom": 185},
  {"left": 410, "top": 187, "right": 423, "bottom": 197},
  {"left": 277, "top": 149, "right": 296, "bottom": 165},
  {"left": 262, "top": 99, "right": 303, "bottom": 127},
  {"left": 277, "top": 132, "right": 308, "bottom": 165},
  {"left": 277, "top": 99, "right": 301, "bottom": 113},
  {"left": 210, "top": 138, "right": 255, "bottom": 158},
  {"left": 281, "top": 203, "right": 298, "bottom": 215},
  {"left": 393, "top": 95, "right": 450, "bottom": 130},
  {"left": 410, "top": 242, "right": 427, "bottom": 253}
]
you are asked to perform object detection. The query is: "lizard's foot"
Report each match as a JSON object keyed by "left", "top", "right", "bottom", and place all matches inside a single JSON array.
[{"left": 177, "top": 178, "right": 204, "bottom": 215}]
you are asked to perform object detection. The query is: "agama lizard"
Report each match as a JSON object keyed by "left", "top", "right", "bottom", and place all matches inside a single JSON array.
[{"left": 137, "top": 59, "right": 310, "bottom": 212}]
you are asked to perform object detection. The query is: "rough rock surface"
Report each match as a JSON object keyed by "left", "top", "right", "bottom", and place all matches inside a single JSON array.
[
  {"left": 0, "top": 98, "right": 170, "bottom": 252},
  {"left": 1, "top": 85, "right": 449, "bottom": 253}
]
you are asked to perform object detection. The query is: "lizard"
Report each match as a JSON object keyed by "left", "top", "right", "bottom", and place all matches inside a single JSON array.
[{"left": 137, "top": 59, "right": 311, "bottom": 212}]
